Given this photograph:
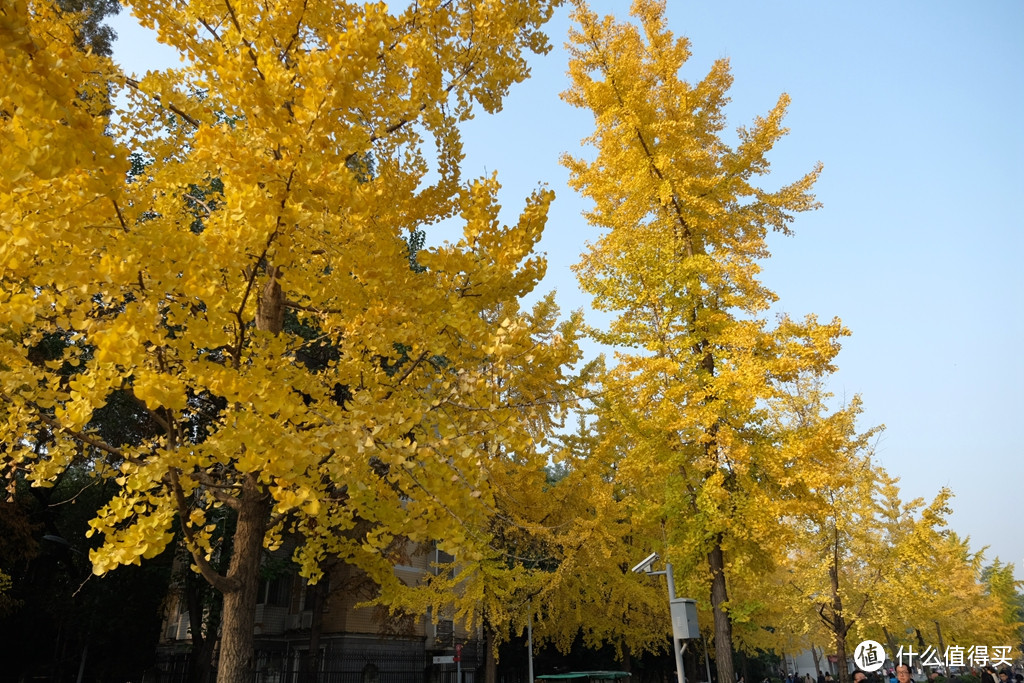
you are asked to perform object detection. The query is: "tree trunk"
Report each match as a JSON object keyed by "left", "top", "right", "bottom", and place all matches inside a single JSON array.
[
  {"left": 483, "top": 622, "right": 497, "bottom": 683},
  {"left": 827, "top": 540, "right": 851, "bottom": 683},
  {"left": 835, "top": 637, "right": 848, "bottom": 683},
  {"left": 622, "top": 643, "right": 633, "bottom": 675},
  {"left": 185, "top": 568, "right": 218, "bottom": 683},
  {"left": 882, "top": 629, "right": 898, "bottom": 665},
  {"left": 185, "top": 568, "right": 207, "bottom": 678},
  {"left": 708, "top": 539, "right": 734, "bottom": 683},
  {"left": 256, "top": 265, "right": 285, "bottom": 334},
  {"left": 301, "top": 579, "right": 326, "bottom": 682},
  {"left": 213, "top": 263, "right": 280, "bottom": 682},
  {"left": 933, "top": 622, "right": 946, "bottom": 675},
  {"left": 216, "top": 474, "right": 270, "bottom": 683}
]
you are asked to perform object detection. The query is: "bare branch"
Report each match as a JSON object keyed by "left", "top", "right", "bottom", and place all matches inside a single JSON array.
[
  {"left": 111, "top": 198, "right": 128, "bottom": 231},
  {"left": 123, "top": 77, "right": 202, "bottom": 128},
  {"left": 184, "top": 193, "right": 214, "bottom": 215},
  {"left": 198, "top": 17, "right": 223, "bottom": 42},
  {"left": 223, "top": 0, "right": 266, "bottom": 81},
  {"left": 279, "top": 0, "right": 309, "bottom": 62}
]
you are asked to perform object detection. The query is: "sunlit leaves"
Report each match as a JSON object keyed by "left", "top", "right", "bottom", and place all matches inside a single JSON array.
[
  {"left": 561, "top": 0, "right": 845, "bottom": 669},
  {"left": 2, "top": 2, "right": 571, "bottom": 676}
]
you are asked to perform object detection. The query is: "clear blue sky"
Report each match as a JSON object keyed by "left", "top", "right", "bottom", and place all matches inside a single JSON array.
[{"left": 110, "top": 1, "right": 1024, "bottom": 578}]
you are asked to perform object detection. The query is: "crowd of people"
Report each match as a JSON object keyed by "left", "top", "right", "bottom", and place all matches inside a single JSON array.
[{"left": 774, "top": 664, "right": 1023, "bottom": 683}]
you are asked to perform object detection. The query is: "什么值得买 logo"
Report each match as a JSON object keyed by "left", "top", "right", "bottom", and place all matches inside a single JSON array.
[
  {"left": 852, "top": 642, "right": 1015, "bottom": 669},
  {"left": 853, "top": 640, "right": 886, "bottom": 672}
]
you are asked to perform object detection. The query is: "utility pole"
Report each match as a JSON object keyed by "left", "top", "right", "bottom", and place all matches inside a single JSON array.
[{"left": 633, "top": 553, "right": 700, "bottom": 683}]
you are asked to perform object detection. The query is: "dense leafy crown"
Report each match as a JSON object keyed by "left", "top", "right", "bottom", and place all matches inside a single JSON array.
[
  {"left": 1, "top": 0, "right": 580, "bottom": 595},
  {"left": 563, "top": 0, "right": 845, "bottom": 569}
]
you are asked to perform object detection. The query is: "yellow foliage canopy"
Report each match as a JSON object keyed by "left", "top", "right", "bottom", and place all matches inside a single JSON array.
[
  {"left": 561, "top": 0, "right": 849, "bottom": 672},
  {"left": 1, "top": 0, "right": 577, "bottom": 677}
]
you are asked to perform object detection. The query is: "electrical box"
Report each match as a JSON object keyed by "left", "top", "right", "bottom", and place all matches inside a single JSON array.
[{"left": 669, "top": 598, "right": 699, "bottom": 641}]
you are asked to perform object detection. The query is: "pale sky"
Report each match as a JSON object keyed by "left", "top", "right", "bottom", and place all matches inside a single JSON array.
[{"left": 109, "top": 1, "right": 1024, "bottom": 579}]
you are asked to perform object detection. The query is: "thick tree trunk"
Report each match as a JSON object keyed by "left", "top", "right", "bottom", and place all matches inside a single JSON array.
[
  {"left": 212, "top": 265, "right": 280, "bottom": 682},
  {"left": 708, "top": 540, "right": 734, "bottom": 683},
  {"left": 483, "top": 622, "right": 497, "bottom": 683},
  {"left": 217, "top": 474, "right": 270, "bottom": 683},
  {"left": 301, "top": 579, "right": 326, "bottom": 682},
  {"left": 835, "top": 637, "right": 848, "bottom": 683}
]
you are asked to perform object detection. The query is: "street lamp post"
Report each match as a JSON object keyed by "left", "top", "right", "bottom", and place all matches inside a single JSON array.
[{"left": 633, "top": 553, "right": 699, "bottom": 683}]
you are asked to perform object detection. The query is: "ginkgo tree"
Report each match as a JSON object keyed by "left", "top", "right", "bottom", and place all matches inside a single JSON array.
[
  {"left": 0, "top": 0, "right": 578, "bottom": 681},
  {"left": 855, "top": 482, "right": 1022, "bottom": 660},
  {"left": 765, "top": 384, "right": 887, "bottom": 683},
  {"left": 562, "top": 1, "right": 848, "bottom": 680}
]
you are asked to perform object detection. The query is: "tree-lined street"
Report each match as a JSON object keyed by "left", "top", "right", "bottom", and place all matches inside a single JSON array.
[{"left": 1, "top": 1, "right": 1021, "bottom": 681}]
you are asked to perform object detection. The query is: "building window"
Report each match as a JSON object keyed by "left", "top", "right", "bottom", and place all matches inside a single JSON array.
[{"left": 258, "top": 573, "right": 291, "bottom": 607}]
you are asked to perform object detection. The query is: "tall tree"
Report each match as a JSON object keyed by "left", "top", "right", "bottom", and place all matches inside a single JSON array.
[
  {"left": 527, "top": 395, "right": 696, "bottom": 662},
  {"left": 1, "top": 1, "right": 570, "bottom": 681},
  {"left": 916, "top": 535, "right": 1021, "bottom": 653},
  {"left": 562, "top": 2, "right": 846, "bottom": 680},
  {"left": 979, "top": 560, "right": 1024, "bottom": 653},
  {"left": 384, "top": 294, "right": 593, "bottom": 676},
  {"left": 768, "top": 386, "right": 886, "bottom": 683}
]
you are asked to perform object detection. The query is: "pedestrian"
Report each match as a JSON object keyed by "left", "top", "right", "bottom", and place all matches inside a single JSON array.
[
  {"left": 980, "top": 666, "right": 997, "bottom": 683},
  {"left": 896, "top": 664, "right": 914, "bottom": 683},
  {"left": 852, "top": 671, "right": 867, "bottom": 683}
]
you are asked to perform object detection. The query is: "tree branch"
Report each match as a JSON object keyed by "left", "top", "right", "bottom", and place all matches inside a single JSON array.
[
  {"left": 111, "top": 198, "right": 128, "bottom": 231},
  {"left": 223, "top": 0, "right": 266, "bottom": 81},
  {"left": 167, "top": 468, "right": 238, "bottom": 594},
  {"left": 123, "top": 77, "right": 202, "bottom": 128},
  {"left": 10, "top": 398, "right": 144, "bottom": 467}
]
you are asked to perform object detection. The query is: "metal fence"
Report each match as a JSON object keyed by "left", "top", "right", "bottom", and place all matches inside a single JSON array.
[
  {"left": 250, "top": 669, "right": 476, "bottom": 683},
  {"left": 153, "top": 641, "right": 482, "bottom": 683}
]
